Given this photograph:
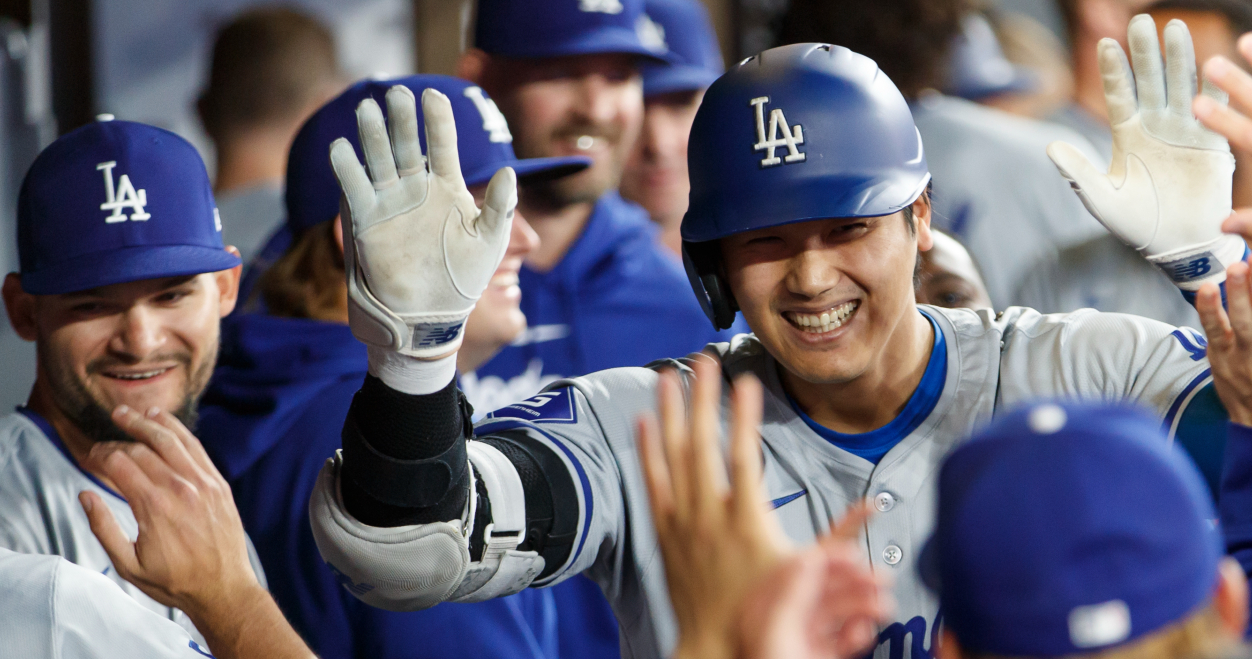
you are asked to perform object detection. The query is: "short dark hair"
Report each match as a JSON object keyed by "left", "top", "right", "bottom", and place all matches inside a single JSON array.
[
  {"left": 777, "top": 0, "right": 969, "bottom": 99},
  {"left": 198, "top": 7, "right": 339, "bottom": 142},
  {"left": 1147, "top": 0, "right": 1252, "bottom": 36}
]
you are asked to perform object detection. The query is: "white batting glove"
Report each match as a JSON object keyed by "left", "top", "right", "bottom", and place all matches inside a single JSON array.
[
  {"left": 330, "top": 86, "right": 517, "bottom": 358},
  {"left": 1047, "top": 15, "right": 1244, "bottom": 295}
]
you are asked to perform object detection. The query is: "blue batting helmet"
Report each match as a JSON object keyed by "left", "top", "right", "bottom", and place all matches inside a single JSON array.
[{"left": 681, "top": 43, "right": 931, "bottom": 329}]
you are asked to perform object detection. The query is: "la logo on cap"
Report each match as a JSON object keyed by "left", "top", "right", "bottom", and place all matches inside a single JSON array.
[
  {"left": 580, "top": 0, "right": 623, "bottom": 14},
  {"left": 97, "top": 160, "right": 150, "bottom": 223},
  {"left": 463, "top": 87, "right": 513, "bottom": 144}
]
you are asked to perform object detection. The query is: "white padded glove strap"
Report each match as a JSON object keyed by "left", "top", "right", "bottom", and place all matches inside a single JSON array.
[
  {"left": 309, "top": 452, "right": 471, "bottom": 611},
  {"left": 449, "top": 442, "right": 545, "bottom": 603}
]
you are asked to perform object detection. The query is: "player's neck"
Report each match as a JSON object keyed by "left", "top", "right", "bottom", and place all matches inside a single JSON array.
[
  {"left": 782, "top": 308, "right": 934, "bottom": 434},
  {"left": 26, "top": 378, "right": 122, "bottom": 492},
  {"left": 519, "top": 197, "right": 595, "bottom": 272}
]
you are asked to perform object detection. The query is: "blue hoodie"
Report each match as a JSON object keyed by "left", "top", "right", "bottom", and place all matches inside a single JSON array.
[{"left": 197, "top": 313, "right": 559, "bottom": 659}]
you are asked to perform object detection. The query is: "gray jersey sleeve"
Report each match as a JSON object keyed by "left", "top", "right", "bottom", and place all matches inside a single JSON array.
[
  {"left": 0, "top": 549, "right": 208, "bottom": 659},
  {"left": 995, "top": 307, "right": 1212, "bottom": 430},
  {"left": 474, "top": 364, "right": 677, "bottom": 654}
]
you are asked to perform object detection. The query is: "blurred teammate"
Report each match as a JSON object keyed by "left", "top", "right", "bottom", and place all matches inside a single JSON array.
[
  {"left": 943, "top": 13, "right": 1039, "bottom": 109},
  {"left": 305, "top": 17, "right": 1242, "bottom": 659},
  {"left": 197, "top": 75, "right": 584, "bottom": 659},
  {"left": 915, "top": 231, "right": 991, "bottom": 311},
  {"left": 0, "top": 407, "right": 316, "bottom": 658},
  {"left": 198, "top": 8, "right": 343, "bottom": 264},
  {"left": 455, "top": 1, "right": 738, "bottom": 655},
  {"left": 929, "top": 403, "right": 1246, "bottom": 659},
  {"left": 620, "top": 0, "right": 723, "bottom": 256},
  {"left": 779, "top": 0, "right": 1106, "bottom": 309},
  {"left": 0, "top": 118, "right": 265, "bottom": 647}
]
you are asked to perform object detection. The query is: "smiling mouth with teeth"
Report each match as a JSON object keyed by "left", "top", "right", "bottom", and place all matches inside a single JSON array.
[
  {"left": 786, "top": 301, "right": 860, "bottom": 334},
  {"left": 104, "top": 367, "right": 172, "bottom": 381}
]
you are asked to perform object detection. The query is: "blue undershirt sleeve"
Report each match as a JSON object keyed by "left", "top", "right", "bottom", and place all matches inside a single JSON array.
[
  {"left": 1174, "top": 383, "right": 1228, "bottom": 502},
  {"left": 1221, "top": 422, "right": 1252, "bottom": 586}
]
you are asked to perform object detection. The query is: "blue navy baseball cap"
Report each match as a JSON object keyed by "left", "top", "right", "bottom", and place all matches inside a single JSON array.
[
  {"left": 17, "top": 117, "right": 240, "bottom": 295},
  {"left": 285, "top": 74, "right": 590, "bottom": 236},
  {"left": 475, "top": 0, "right": 669, "bottom": 61},
  {"left": 921, "top": 402, "right": 1221, "bottom": 657},
  {"left": 944, "top": 14, "right": 1038, "bottom": 101},
  {"left": 640, "top": 0, "right": 723, "bottom": 97}
]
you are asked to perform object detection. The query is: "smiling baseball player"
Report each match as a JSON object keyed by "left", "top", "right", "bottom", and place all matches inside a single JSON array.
[{"left": 305, "top": 17, "right": 1241, "bottom": 659}]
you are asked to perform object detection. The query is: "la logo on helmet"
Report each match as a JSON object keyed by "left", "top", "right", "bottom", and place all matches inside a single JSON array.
[
  {"left": 750, "top": 97, "right": 806, "bottom": 168},
  {"left": 463, "top": 87, "right": 513, "bottom": 144},
  {"left": 97, "top": 161, "right": 150, "bottom": 223}
]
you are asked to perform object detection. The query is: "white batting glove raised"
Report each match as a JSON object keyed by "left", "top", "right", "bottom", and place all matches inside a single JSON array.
[
  {"left": 330, "top": 86, "right": 517, "bottom": 358},
  {"left": 1047, "top": 15, "right": 1244, "bottom": 295}
]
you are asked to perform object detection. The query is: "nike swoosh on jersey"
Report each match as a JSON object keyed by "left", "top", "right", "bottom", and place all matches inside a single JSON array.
[{"left": 770, "top": 490, "right": 807, "bottom": 509}]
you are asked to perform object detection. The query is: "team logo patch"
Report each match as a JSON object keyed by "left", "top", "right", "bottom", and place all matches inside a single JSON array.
[
  {"left": 1158, "top": 252, "right": 1217, "bottom": 283},
  {"left": 636, "top": 14, "right": 667, "bottom": 54},
  {"left": 411, "top": 321, "right": 464, "bottom": 349},
  {"left": 463, "top": 87, "right": 513, "bottom": 144},
  {"left": 327, "top": 562, "right": 375, "bottom": 597},
  {"left": 97, "top": 160, "right": 150, "bottom": 223},
  {"left": 488, "top": 387, "right": 578, "bottom": 424},
  {"left": 750, "top": 96, "right": 806, "bottom": 168},
  {"left": 580, "top": 0, "right": 623, "bottom": 14}
]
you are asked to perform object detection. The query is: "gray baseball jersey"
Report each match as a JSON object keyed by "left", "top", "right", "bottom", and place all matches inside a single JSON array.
[
  {"left": 471, "top": 305, "right": 1212, "bottom": 659},
  {"left": 0, "top": 547, "right": 213, "bottom": 659},
  {"left": 1015, "top": 233, "right": 1203, "bottom": 330},
  {"left": 912, "top": 93, "right": 1108, "bottom": 308},
  {"left": 0, "top": 410, "right": 268, "bottom": 648}
]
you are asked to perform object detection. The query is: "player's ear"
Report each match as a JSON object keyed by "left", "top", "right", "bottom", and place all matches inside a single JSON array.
[
  {"left": 1215, "top": 557, "right": 1250, "bottom": 638},
  {"left": 458, "top": 49, "right": 491, "bottom": 86},
  {"left": 3, "top": 273, "right": 38, "bottom": 342},
  {"left": 913, "top": 192, "right": 934, "bottom": 253},
  {"left": 214, "top": 247, "right": 243, "bottom": 318}
]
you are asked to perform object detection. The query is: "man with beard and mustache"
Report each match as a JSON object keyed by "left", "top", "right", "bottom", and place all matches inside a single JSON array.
[
  {"left": 454, "top": 1, "right": 743, "bottom": 657},
  {"left": 0, "top": 116, "right": 266, "bottom": 648}
]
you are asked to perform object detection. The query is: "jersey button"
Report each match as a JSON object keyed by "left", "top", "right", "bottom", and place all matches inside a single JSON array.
[
  {"left": 883, "top": 545, "right": 902, "bottom": 565},
  {"left": 874, "top": 492, "right": 895, "bottom": 512}
]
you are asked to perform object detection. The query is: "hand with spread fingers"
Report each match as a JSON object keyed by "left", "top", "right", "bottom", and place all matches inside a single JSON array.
[
  {"left": 331, "top": 85, "right": 517, "bottom": 360},
  {"left": 1047, "top": 15, "right": 1243, "bottom": 297},
  {"left": 79, "top": 406, "right": 313, "bottom": 659},
  {"left": 638, "top": 357, "right": 891, "bottom": 659}
]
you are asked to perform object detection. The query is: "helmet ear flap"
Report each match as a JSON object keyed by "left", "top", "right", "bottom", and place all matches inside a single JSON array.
[{"left": 682, "top": 241, "right": 738, "bottom": 331}]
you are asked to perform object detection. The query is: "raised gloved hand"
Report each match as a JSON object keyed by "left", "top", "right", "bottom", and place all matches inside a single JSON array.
[
  {"left": 331, "top": 85, "right": 517, "bottom": 358},
  {"left": 1047, "top": 15, "right": 1244, "bottom": 296}
]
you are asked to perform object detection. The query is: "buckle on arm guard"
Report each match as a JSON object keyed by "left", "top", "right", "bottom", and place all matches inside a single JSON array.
[{"left": 449, "top": 442, "right": 546, "bottom": 602}]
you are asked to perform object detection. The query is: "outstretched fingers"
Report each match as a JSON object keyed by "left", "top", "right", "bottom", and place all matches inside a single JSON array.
[
  {"left": 728, "top": 374, "right": 767, "bottom": 522},
  {"left": 329, "top": 138, "right": 375, "bottom": 218},
  {"left": 1164, "top": 20, "right": 1199, "bottom": 117},
  {"left": 356, "top": 98, "right": 399, "bottom": 188},
  {"left": 1128, "top": 15, "right": 1167, "bottom": 112},
  {"left": 688, "top": 357, "right": 728, "bottom": 519},
  {"left": 1228, "top": 261, "right": 1252, "bottom": 345},
  {"left": 657, "top": 368, "right": 692, "bottom": 525},
  {"left": 1097, "top": 39, "right": 1138, "bottom": 125},
  {"left": 385, "top": 85, "right": 425, "bottom": 175},
  {"left": 637, "top": 414, "right": 675, "bottom": 532},
  {"left": 422, "top": 88, "right": 467, "bottom": 189}
]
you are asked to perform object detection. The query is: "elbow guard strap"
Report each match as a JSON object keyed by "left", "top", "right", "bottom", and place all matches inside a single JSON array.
[{"left": 449, "top": 442, "right": 545, "bottom": 602}]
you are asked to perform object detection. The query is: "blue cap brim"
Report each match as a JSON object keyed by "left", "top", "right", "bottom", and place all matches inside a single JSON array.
[
  {"left": 464, "top": 155, "right": 592, "bottom": 187},
  {"left": 955, "top": 67, "right": 1039, "bottom": 101},
  {"left": 492, "top": 27, "right": 669, "bottom": 63},
  {"left": 644, "top": 64, "right": 720, "bottom": 97},
  {"left": 21, "top": 245, "right": 242, "bottom": 295}
]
